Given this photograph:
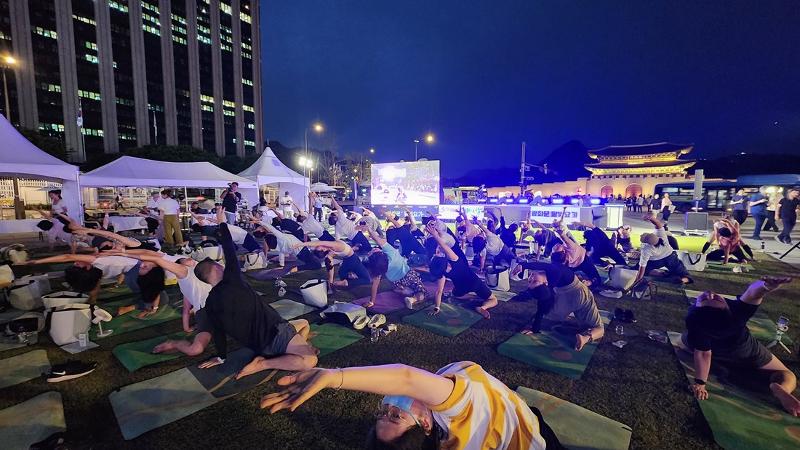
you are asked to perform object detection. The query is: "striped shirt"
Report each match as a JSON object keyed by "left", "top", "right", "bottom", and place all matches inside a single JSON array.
[{"left": 432, "top": 361, "right": 545, "bottom": 450}]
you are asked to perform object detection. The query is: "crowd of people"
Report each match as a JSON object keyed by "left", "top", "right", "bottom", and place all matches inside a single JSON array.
[{"left": 15, "top": 182, "right": 800, "bottom": 449}]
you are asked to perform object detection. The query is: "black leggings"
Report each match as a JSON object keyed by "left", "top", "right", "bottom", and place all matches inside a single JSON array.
[
  {"left": 349, "top": 231, "right": 372, "bottom": 254},
  {"left": 707, "top": 244, "right": 754, "bottom": 262},
  {"left": 574, "top": 255, "right": 601, "bottom": 284},
  {"left": 531, "top": 406, "right": 566, "bottom": 450},
  {"left": 296, "top": 247, "right": 323, "bottom": 271}
]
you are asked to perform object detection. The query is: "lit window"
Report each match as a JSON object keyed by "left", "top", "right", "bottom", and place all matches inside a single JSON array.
[
  {"left": 40, "top": 83, "right": 62, "bottom": 93},
  {"left": 242, "top": 78, "right": 253, "bottom": 86},
  {"left": 220, "top": 3, "right": 232, "bottom": 15},
  {"left": 172, "top": 35, "right": 187, "bottom": 45},
  {"left": 84, "top": 41, "right": 98, "bottom": 51},
  {"left": 242, "top": 105, "right": 254, "bottom": 113},
  {"left": 34, "top": 27, "right": 58, "bottom": 39},
  {"left": 247, "top": 123, "right": 255, "bottom": 130},
  {"left": 142, "top": 2, "right": 160, "bottom": 14},
  {"left": 201, "top": 105, "right": 214, "bottom": 112},
  {"left": 84, "top": 54, "right": 99, "bottom": 64},
  {"left": 109, "top": 1, "right": 129, "bottom": 13},
  {"left": 201, "top": 94, "right": 214, "bottom": 104},
  {"left": 241, "top": 13, "right": 251, "bottom": 24},
  {"left": 73, "top": 15, "right": 97, "bottom": 26}
]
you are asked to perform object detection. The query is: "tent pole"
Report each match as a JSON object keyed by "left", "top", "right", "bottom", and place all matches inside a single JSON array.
[
  {"left": 12, "top": 177, "right": 22, "bottom": 219},
  {"left": 76, "top": 172, "right": 84, "bottom": 225}
]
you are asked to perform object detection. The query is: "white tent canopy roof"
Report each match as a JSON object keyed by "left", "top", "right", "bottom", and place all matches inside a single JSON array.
[
  {"left": 310, "top": 182, "right": 336, "bottom": 193},
  {"left": 0, "top": 114, "right": 78, "bottom": 180},
  {"left": 238, "top": 146, "right": 308, "bottom": 185},
  {"left": 80, "top": 156, "right": 257, "bottom": 188}
]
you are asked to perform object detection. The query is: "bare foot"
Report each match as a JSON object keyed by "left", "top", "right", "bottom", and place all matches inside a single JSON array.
[
  {"left": 236, "top": 356, "right": 268, "bottom": 380},
  {"left": 153, "top": 340, "right": 177, "bottom": 354},
  {"left": 288, "top": 266, "right": 298, "bottom": 274},
  {"left": 117, "top": 305, "right": 136, "bottom": 316},
  {"left": 475, "top": 306, "right": 490, "bottom": 319},
  {"left": 770, "top": 383, "right": 800, "bottom": 417}
]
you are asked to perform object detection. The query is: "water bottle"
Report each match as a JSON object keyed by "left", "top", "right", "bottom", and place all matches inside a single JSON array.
[
  {"left": 760, "top": 241, "right": 766, "bottom": 252},
  {"left": 277, "top": 287, "right": 286, "bottom": 297},
  {"left": 370, "top": 327, "right": 380, "bottom": 343},
  {"left": 615, "top": 324, "right": 624, "bottom": 336}
]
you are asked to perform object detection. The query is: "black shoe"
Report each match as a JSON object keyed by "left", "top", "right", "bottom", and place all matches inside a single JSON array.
[
  {"left": 614, "top": 307, "right": 625, "bottom": 321},
  {"left": 624, "top": 309, "right": 637, "bottom": 323},
  {"left": 30, "top": 431, "right": 68, "bottom": 450},
  {"left": 47, "top": 360, "right": 98, "bottom": 383}
]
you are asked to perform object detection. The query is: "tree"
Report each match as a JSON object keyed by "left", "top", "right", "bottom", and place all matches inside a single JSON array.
[
  {"left": 18, "top": 128, "right": 68, "bottom": 161},
  {"left": 328, "top": 163, "right": 344, "bottom": 187}
]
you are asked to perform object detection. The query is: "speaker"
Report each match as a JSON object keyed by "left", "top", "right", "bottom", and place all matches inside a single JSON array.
[{"left": 684, "top": 212, "right": 708, "bottom": 232}]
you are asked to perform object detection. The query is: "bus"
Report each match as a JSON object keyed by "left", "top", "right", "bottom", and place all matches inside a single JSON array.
[{"left": 654, "top": 174, "right": 800, "bottom": 212}]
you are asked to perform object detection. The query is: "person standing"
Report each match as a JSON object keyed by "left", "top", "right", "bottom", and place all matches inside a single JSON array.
[
  {"left": 660, "top": 193, "right": 673, "bottom": 228},
  {"left": 645, "top": 195, "right": 653, "bottom": 212},
  {"left": 748, "top": 187, "right": 769, "bottom": 240},
  {"left": 763, "top": 192, "right": 780, "bottom": 233},
  {"left": 312, "top": 192, "right": 324, "bottom": 222},
  {"left": 776, "top": 189, "right": 800, "bottom": 245},
  {"left": 220, "top": 182, "right": 242, "bottom": 225},
  {"left": 730, "top": 189, "right": 748, "bottom": 225},
  {"left": 279, "top": 191, "right": 294, "bottom": 218},
  {"left": 159, "top": 190, "right": 183, "bottom": 247},
  {"left": 636, "top": 194, "right": 645, "bottom": 213}
]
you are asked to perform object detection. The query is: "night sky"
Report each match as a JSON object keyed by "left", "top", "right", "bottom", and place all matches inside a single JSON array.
[{"left": 261, "top": 1, "right": 800, "bottom": 178}]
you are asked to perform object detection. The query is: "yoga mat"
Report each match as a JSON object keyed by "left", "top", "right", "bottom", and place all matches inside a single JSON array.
[
  {"left": 0, "top": 392, "right": 66, "bottom": 450},
  {"left": 353, "top": 291, "right": 408, "bottom": 314},
  {"left": 402, "top": 303, "right": 483, "bottom": 337},
  {"left": 113, "top": 332, "right": 189, "bottom": 372},
  {"left": 310, "top": 323, "right": 364, "bottom": 357},
  {"left": 515, "top": 387, "right": 632, "bottom": 450},
  {"left": 110, "top": 368, "right": 218, "bottom": 440},
  {"left": 0, "top": 349, "right": 49, "bottom": 389},
  {"left": 269, "top": 299, "right": 316, "bottom": 320},
  {"left": 667, "top": 331, "right": 800, "bottom": 450},
  {"left": 497, "top": 331, "right": 599, "bottom": 380},
  {"left": 97, "top": 284, "right": 134, "bottom": 301},
  {"left": 90, "top": 305, "right": 180, "bottom": 340},
  {"left": 246, "top": 264, "right": 298, "bottom": 281},
  {"left": 187, "top": 348, "right": 278, "bottom": 398},
  {"left": 98, "top": 294, "right": 138, "bottom": 312},
  {"left": 683, "top": 290, "right": 793, "bottom": 346}
]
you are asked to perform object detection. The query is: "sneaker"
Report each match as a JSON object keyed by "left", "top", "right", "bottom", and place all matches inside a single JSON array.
[
  {"left": 47, "top": 360, "right": 98, "bottom": 383},
  {"left": 368, "top": 314, "right": 387, "bottom": 329},
  {"left": 774, "top": 235, "right": 784, "bottom": 244},
  {"left": 404, "top": 297, "right": 416, "bottom": 309},
  {"left": 352, "top": 316, "right": 369, "bottom": 330}
]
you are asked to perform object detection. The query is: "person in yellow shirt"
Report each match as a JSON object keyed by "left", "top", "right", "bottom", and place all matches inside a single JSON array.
[{"left": 261, "top": 361, "right": 563, "bottom": 449}]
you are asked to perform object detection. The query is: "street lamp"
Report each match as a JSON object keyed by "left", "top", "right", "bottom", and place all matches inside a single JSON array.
[
  {"left": 1, "top": 55, "right": 18, "bottom": 123},
  {"left": 303, "top": 122, "right": 324, "bottom": 207},
  {"left": 413, "top": 133, "right": 435, "bottom": 160},
  {"left": 369, "top": 147, "right": 375, "bottom": 154}
]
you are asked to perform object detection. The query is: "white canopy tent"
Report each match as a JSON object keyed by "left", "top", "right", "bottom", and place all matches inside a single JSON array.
[
  {"left": 238, "top": 147, "right": 309, "bottom": 207},
  {"left": 0, "top": 114, "right": 82, "bottom": 232},
  {"left": 310, "top": 182, "right": 336, "bottom": 193},
  {"left": 80, "top": 156, "right": 259, "bottom": 206}
]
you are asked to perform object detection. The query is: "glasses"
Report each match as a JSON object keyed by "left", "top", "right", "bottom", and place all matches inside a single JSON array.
[{"left": 375, "top": 405, "right": 420, "bottom": 427}]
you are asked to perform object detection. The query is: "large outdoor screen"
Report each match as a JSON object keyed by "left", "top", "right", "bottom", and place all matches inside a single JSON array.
[{"left": 370, "top": 161, "right": 440, "bottom": 206}]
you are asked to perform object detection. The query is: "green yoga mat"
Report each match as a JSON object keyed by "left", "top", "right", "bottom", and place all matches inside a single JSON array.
[
  {"left": 97, "top": 284, "right": 134, "bottom": 300},
  {"left": 497, "top": 331, "right": 599, "bottom": 380},
  {"left": 0, "top": 392, "right": 66, "bottom": 450},
  {"left": 310, "top": 323, "right": 364, "bottom": 357},
  {"left": 98, "top": 294, "right": 139, "bottom": 312},
  {"left": 187, "top": 348, "right": 278, "bottom": 398},
  {"left": 113, "top": 332, "right": 190, "bottom": 372},
  {"left": 110, "top": 367, "right": 219, "bottom": 440},
  {"left": 515, "top": 387, "right": 632, "bottom": 450},
  {"left": 90, "top": 305, "right": 180, "bottom": 340},
  {"left": 667, "top": 331, "right": 800, "bottom": 450},
  {"left": 683, "top": 290, "right": 793, "bottom": 346},
  {"left": 402, "top": 303, "right": 483, "bottom": 337},
  {"left": 269, "top": 299, "right": 317, "bottom": 321},
  {"left": 0, "top": 349, "right": 49, "bottom": 390}
]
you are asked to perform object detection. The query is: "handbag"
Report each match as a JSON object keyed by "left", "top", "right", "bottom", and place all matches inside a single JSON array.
[
  {"left": 300, "top": 279, "right": 328, "bottom": 308},
  {"left": 485, "top": 268, "right": 510, "bottom": 292},
  {"left": 678, "top": 251, "right": 707, "bottom": 272},
  {"left": 606, "top": 266, "right": 639, "bottom": 291},
  {"left": 242, "top": 252, "right": 267, "bottom": 271}
]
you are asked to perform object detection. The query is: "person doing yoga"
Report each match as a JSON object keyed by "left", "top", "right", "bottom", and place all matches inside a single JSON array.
[
  {"left": 261, "top": 360, "right": 560, "bottom": 449},
  {"left": 683, "top": 277, "right": 799, "bottom": 416}
]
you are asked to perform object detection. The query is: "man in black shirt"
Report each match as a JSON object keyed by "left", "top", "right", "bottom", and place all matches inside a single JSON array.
[
  {"left": 194, "top": 223, "right": 318, "bottom": 379},
  {"left": 683, "top": 276, "right": 798, "bottom": 417},
  {"left": 776, "top": 189, "right": 800, "bottom": 244},
  {"left": 220, "top": 182, "right": 242, "bottom": 224}
]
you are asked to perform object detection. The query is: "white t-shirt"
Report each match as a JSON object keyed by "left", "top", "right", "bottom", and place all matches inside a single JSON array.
[
  {"left": 158, "top": 197, "right": 181, "bottom": 215},
  {"left": 177, "top": 264, "right": 212, "bottom": 311},
  {"left": 335, "top": 213, "right": 357, "bottom": 239},
  {"left": 280, "top": 195, "right": 293, "bottom": 206},
  {"left": 161, "top": 254, "right": 182, "bottom": 283},
  {"left": 263, "top": 223, "right": 302, "bottom": 256},
  {"left": 485, "top": 233, "right": 504, "bottom": 256},
  {"left": 639, "top": 228, "right": 674, "bottom": 267},
  {"left": 147, "top": 197, "right": 161, "bottom": 217},
  {"left": 93, "top": 256, "right": 139, "bottom": 279},
  {"left": 300, "top": 215, "right": 325, "bottom": 237},
  {"left": 227, "top": 224, "right": 249, "bottom": 245},
  {"left": 52, "top": 199, "right": 68, "bottom": 215}
]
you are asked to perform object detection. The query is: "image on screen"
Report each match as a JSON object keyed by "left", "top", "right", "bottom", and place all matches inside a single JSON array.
[{"left": 370, "top": 161, "right": 440, "bottom": 206}]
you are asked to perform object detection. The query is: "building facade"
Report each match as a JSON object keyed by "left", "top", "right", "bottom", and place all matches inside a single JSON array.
[
  {"left": 485, "top": 142, "right": 696, "bottom": 198},
  {"left": 0, "top": 0, "right": 263, "bottom": 162}
]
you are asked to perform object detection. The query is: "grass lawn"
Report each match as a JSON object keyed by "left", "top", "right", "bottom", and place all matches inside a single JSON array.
[{"left": 2, "top": 247, "right": 799, "bottom": 449}]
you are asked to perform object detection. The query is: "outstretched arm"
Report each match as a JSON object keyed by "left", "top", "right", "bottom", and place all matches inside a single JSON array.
[
  {"left": 643, "top": 214, "right": 664, "bottom": 230},
  {"left": 28, "top": 254, "right": 96, "bottom": 265},
  {"left": 218, "top": 223, "right": 241, "bottom": 278},
  {"left": 385, "top": 212, "right": 402, "bottom": 229},
  {"left": 427, "top": 222, "right": 459, "bottom": 262},
  {"left": 364, "top": 226, "right": 387, "bottom": 248},
  {"left": 298, "top": 240, "right": 351, "bottom": 255},
  {"left": 739, "top": 277, "right": 792, "bottom": 306},
  {"left": 330, "top": 197, "right": 344, "bottom": 213},
  {"left": 73, "top": 224, "right": 142, "bottom": 248},
  {"left": 261, "top": 364, "right": 455, "bottom": 413},
  {"left": 120, "top": 251, "right": 189, "bottom": 279}
]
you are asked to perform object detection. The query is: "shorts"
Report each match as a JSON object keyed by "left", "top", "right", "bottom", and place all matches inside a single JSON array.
[
  {"left": 194, "top": 308, "right": 211, "bottom": 333},
  {"left": 261, "top": 322, "right": 298, "bottom": 357},
  {"left": 681, "top": 332, "right": 773, "bottom": 369},
  {"left": 241, "top": 233, "right": 261, "bottom": 253},
  {"left": 452, "top": 279, "right": 492, "bottom": 300},
  {"left": 392, "top": 269, "right": 427, "bottom": 297}
]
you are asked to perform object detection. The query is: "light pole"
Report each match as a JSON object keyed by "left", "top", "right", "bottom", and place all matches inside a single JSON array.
[
  {"left": 303, "top": 122, "right": 323, "bottom": 208},
  {"left": 413, "top": 133, "right": 435, "bottom": 160},
  {"left": 1, "top": 55, "right": 18, "bottom": 122}
]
